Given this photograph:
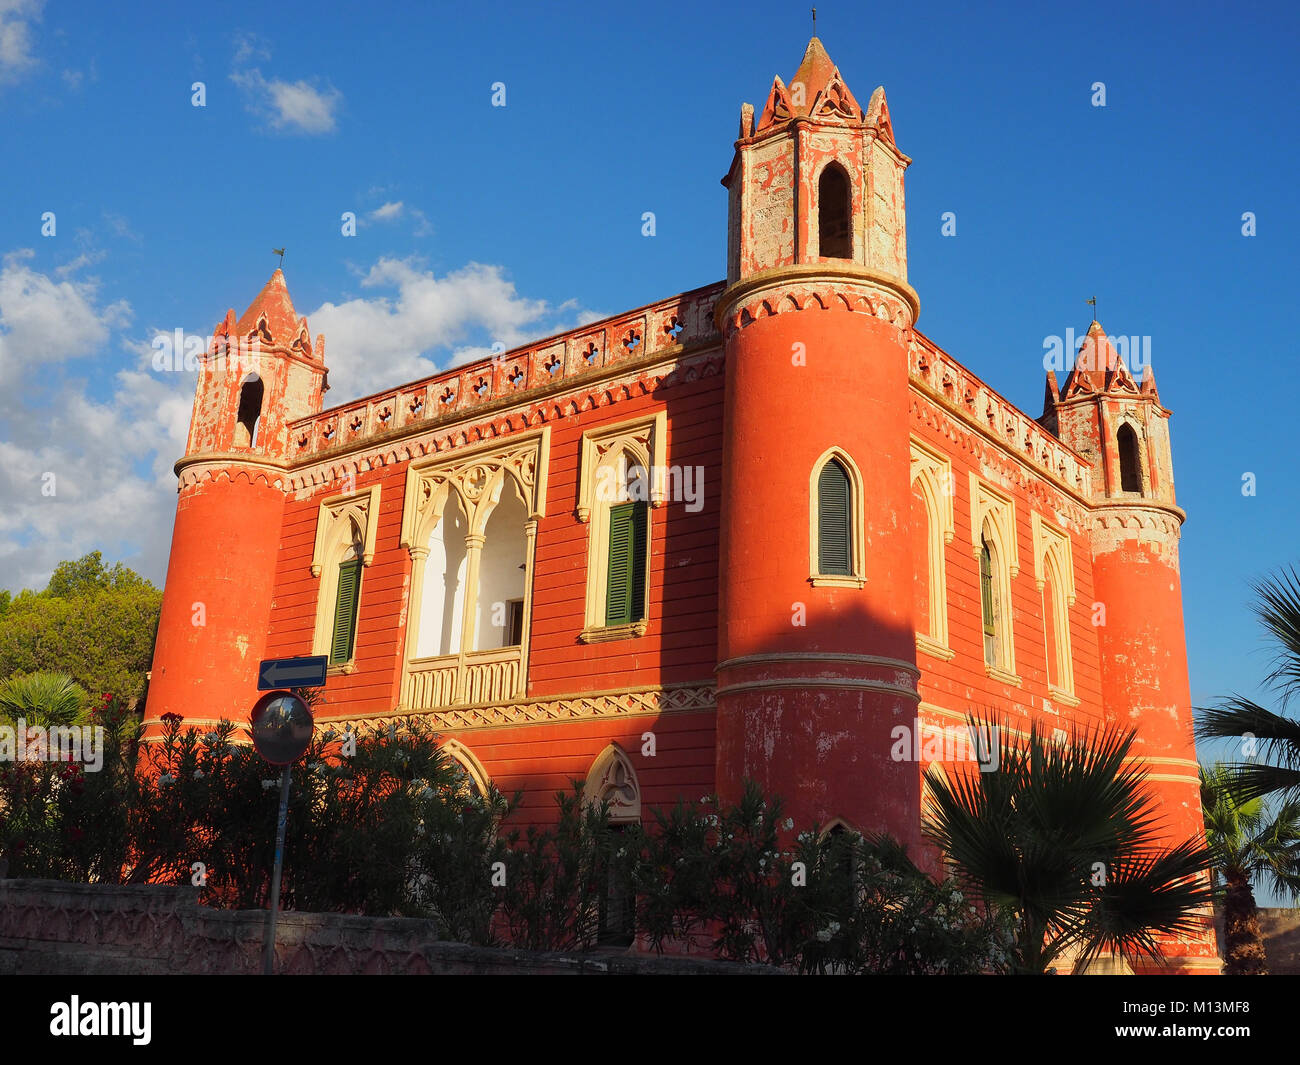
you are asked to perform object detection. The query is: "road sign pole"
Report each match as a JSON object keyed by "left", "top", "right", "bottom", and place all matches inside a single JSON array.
[{"left": 262, "top": 765, "right": 292, "bottom": 976}]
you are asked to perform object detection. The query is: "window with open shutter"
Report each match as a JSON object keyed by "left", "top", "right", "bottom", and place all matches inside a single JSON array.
[
  {"left": 330, "top": 558, "right": 362, "bottom": 664},
  {"left": 605, "top": 499, "right": 648, "bottom": 627},
  {"left": 817, "top": 459, "right": 852, "bottom": 575}
]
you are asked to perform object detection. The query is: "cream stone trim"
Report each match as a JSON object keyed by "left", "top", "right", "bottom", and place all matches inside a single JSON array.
[
  {"left": 969, "top": 475, "right": 1018, "bottom": 579},
  {"left": 916, "top": 633, "right": 956, "bottom": 661},
  {"left": 716, "top": 652, "right": 920, "bottom": 677},
  {"left": 576, "top": 411, "right": 667, "bottom": 522},
  {"left": 1047, "top": 685, "right": 1081, "bottom": 708},
  {"left": 578, "top": 414, "right": 662, "bottom": 631},
  {"left": 311, "top": 485, "right": 381, "bottom": 577},
  {"left": 718, "top": 677, "right": 920, "bottom": 701},
  {"left": 583, "top": 743, "right": 642, "bottom": 824},
  {"left": 818, "top": 817, "right": 859, "bottom": 840},
  {"left": 911, "top": 438, "right": 954, "bottom": 653},
  {"left": 1032, "top": 513, "right": 1077, "bottom": 699},
  {"left": 143, "top": 683, "right": 718, "bottom": 741},
  {"left": 579, "top": 620, "right": 648, "bottom": 644},
  {"left": 971, "top": 474, "right": 1018, "bottom": 679},
  {"left": 440, "top": 738, "right": 491, "bottom": 796},
  {"left": 809, "top": 447, "right": 866, "bottom": 587},
  {"left": 310, "top": 485, "right": 380, "bottom": 663},
  {"left": 397, "top": 427, "right": 550, "bottom": 706},
  {"left": 1031, "top": 514, "right": 1076, "bottom": 605}
]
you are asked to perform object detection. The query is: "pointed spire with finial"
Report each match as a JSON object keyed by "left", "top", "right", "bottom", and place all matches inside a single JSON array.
[{"left": 234, "top": 268, "right": 306, "bottom": 349}]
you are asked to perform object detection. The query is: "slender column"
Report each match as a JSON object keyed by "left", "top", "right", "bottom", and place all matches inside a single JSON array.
[
  {"left": 517, "top": 519, "right": 539, "bottom": 699},
  {"left": 456, "top": 532, "right": 486, "bottom": 702},
  {"left": 399, "top": 546, "right": 429, "bottom": 708}
]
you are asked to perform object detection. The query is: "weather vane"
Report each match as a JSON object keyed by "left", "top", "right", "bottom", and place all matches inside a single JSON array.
[
  {"left": 1087, "top": 295, "right": 1097, "bottom": 321},
  {"left": 273, "top": 247, "right": 286, "bottom": 269},
  {"left": 812, "top": 6, "right": 817, "bottom": 33}
]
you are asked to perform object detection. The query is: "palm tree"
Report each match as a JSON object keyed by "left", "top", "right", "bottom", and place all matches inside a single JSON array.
[
  {"left": 924, "top": 715, "right": 1213, "bottom": 974},
  {"left": 1196, "top": 567, "right": 1300, "bottom": 803},
  {"left": 1199, "top": 763, "right": 1300, "bottom": 975},
  {"left": 0, "top": 671, "right": 88, "bottom": 728}
]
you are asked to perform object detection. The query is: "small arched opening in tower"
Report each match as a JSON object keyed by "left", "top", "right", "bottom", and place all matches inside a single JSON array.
[
  {"left": 235, "top": 374, "right": 264, "bottom": 448},
  {"left": 1117, "top": 423, "right": 1143, "bottom": 494},
  {"left": 817, "top": 163, "right": 853, "bottom": 260}
]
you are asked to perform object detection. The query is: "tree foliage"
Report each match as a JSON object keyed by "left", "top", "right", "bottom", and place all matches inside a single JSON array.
[{"left": 0, "top": 551, "right": 161, "bottom": 708}]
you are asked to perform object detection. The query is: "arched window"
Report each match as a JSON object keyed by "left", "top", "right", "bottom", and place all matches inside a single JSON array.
[
  {"left": 584, "top": 745, "right": 640, "bottom": 947},
  {"left": 1117, "top": 423, "right": 1143, "bottom": 494},
  {"left": 817, "top": 459, "right": 852, "bottom": 574},
  {"left": 810, "top": 450, "right": 864, "bottom": 586},
  {"left": 235, "top": 374, "right": 264, "bottom": 447},
  {"left": 818, "top": 164, "right": 852, "bottom": 260},
  {"left": 979, "top": 534, "right": 997, "bottom": 668}
]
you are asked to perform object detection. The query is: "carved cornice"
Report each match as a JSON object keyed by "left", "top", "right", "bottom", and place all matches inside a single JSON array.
[
  {"left": 286, "top": 351, "right": 723, "bottom": 495},
  {"left": 175, "top": 457, "right": 291, "bottom": 492},
  {"left": 402, "top": 683, "right": 717, "bottom": 731},
  {"left": 715, "top": 264, "right": 920, "bottom": 332}
]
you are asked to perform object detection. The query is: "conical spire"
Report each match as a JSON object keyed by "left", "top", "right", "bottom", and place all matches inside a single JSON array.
[
  {"left": 1062, "top": 320, "right": 1135, "bottom": 399},
  {"left": 755, "top": 36, "right": 865, "bottom": 132},
  {"left": 790, "top": 36, "right": 839, "bottom": 102},
  {"left": 234, "top": 268, "right": 304, "bottom": 346}
]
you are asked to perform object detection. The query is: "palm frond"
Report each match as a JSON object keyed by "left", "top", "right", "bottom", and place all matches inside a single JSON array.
[{"left": 1252, "top": 567, "right": 1300, "bottom": 705}]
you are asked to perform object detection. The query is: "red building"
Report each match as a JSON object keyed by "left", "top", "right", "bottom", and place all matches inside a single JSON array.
[{"left": 145, "top": 37, "right": 1216, "bottom": 972}]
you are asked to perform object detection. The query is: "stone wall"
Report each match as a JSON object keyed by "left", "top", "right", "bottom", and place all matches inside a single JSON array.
[{"left": 0, "top": 879, "right": 776, "bottom": 976}]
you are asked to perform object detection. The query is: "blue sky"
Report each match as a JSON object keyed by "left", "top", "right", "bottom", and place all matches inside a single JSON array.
[{"left": 1, "top": 0, "right": 1298, "bottom": 754}]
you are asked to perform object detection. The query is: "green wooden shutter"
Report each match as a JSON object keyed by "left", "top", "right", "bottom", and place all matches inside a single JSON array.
[
  {"left": 605, "top": 500, "right": 648, "bottom": 626},
  {"left": 817, "top": 460, "right": 852, "bottom": 575},
  {"left": 979, "top": 542, "right": 995, "bottom": 636},
  {"left": 330, "top": 559, "right": 362, "bottom": 664}
]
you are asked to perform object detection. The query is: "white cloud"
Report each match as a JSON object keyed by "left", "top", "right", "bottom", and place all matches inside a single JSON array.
[
  {"left": 0, "top": 253, "right": 129, "bottom": 385},
  {"left": 0, "top": 253, "right": 592, "bottom": 593},
  {"left": 365, "top": 200, "right": 433, "bottom": 237},
  {"left": 307, "top": 258, "right": 593, "bottom": 403},
  {"left": 0, "top": 256, "right": 190, "bottom": 593},
  {"left": 0, "top": 0, "right": 41, "bottom": 85},
  {"left": 230, "top": 35, "right": 341, "bottom": 135}
]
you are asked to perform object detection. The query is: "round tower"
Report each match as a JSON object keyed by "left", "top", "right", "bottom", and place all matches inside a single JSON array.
[
  {"left": 714, "top": 39, "right": 923, "bottom": 848},
  {"left": 144, "top": 271, "right": 328, "bottom": 736},
  {"left": 1046, "top": 322, "right": 1218, "bottom": 972}
]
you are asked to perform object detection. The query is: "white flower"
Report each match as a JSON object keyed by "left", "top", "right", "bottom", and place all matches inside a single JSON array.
[
  {"left": 158, "top": 774, "right": 175, "bottom": 786},
  {"left": 783, "top": 818, "right": 794, "bottom": 831},
  {"left": 815, "top": 929, "right": 832, "bottom": 943},
  {"left": 193, "top": 769, "right": 204, "bottom": 780},
  {"left": 699, "top": 795, "right": 710, "bottom": 804},
  {"left": 261, "top": 779, "right": 277, "bottom": 790}
]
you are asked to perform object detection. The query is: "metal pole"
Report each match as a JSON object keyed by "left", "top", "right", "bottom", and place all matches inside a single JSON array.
[{"left": 262, "top": 765, "right": 292, "bottom": 975}]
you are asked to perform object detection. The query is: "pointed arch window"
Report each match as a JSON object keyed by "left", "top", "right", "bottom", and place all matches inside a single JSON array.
[
  {"left": 818, "top": 163, "right": 853, "bottom": 260},
  {"left": 310, "top": 486, "right": 381, "bottom": 672},
  {"left": 577, "top": 414, "right": 665, "bottom": 642},
  {"left": 398, "top": 429, "right": 549, "bottom": 708},
  {"left": 235, "top": 374, "right": 264, "bottom": 448},
  {"left": 970, "top": 476, "right": 1020, "bottom": 686},
  {"left": 911, "top": 439, "right": 955, "bottom": 660},
  {"left": 584, "top": 744, "right": 641, "bottom": 947},
  {"left": 1117, "top": 423, "right": 1143, "bottom": 494},
  {"left": 979, "top": 536, "right": 997, "bottom": 666},
  {"left": 1032, "top": 514, "right": 1079, "bottom": 706},
  {"left": 810, "top": 449, "right": 865, "bottom": 587}
]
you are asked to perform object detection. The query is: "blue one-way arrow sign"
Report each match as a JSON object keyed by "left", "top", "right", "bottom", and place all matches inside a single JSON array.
[{"left": 257, "top": 655, "right": 329, "bottom": 691}]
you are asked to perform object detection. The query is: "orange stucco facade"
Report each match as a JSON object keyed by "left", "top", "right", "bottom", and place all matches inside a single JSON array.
[{"left": 144, "top": 38, "right": 1216, "bottom": 972}]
